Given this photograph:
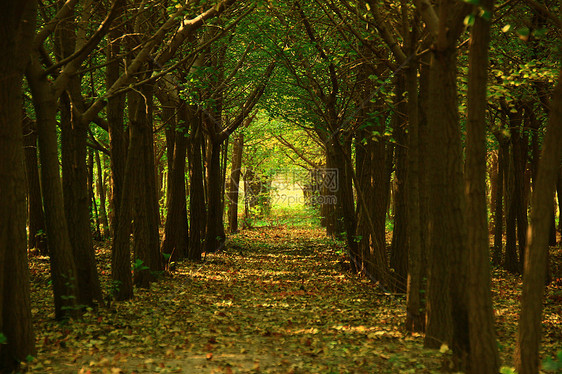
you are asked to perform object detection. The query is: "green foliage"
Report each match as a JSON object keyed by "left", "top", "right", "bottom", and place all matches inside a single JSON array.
[
  {"left": 0, "top": 333, "right": 7, "bottom": 344},
  {"left": 542, "top": 350, "right": 562, "bottom": 373},
  {"left": 500, "top": 367, "right": 516, "bottom": 374},
  {"left": 108, "top": 279, "right": 122, "bottom": 297},
  {"left": 133, "top": 259, "right": 149, "bottom": 272}
]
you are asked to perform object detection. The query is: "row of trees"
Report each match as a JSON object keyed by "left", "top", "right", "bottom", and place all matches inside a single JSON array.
[{"left": 0, "top": 0, "right": 561, "bottom": 372}]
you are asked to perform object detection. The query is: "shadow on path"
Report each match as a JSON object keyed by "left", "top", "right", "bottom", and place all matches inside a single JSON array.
[{"left": 27, "top": 227, "right": 446, "bottom": 373}]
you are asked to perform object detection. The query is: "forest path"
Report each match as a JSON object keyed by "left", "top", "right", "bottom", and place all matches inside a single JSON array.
[{"left": 28, "top": 227, "right": 447, "bottom": 373}]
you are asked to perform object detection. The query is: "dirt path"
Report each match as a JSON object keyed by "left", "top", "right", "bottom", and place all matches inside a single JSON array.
[{"left": 26, "top": 227, "right": 455, "bottom": 373}]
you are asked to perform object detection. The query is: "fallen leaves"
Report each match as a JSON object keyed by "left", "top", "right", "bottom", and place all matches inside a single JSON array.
[{"left": 24, "top": 227, "right": 562, "bottom": 373}]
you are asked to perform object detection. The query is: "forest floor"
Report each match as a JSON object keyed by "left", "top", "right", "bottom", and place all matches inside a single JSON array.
[{"left": 24, "top": 221, "right": 562, "bottom": 373}]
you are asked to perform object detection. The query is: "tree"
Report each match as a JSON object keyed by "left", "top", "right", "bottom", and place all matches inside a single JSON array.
[
  {"left": 103, "top": 0, "right": 240, "bottom": 298},
  {"left": 23, "top": 117, "right": 47, "bottom": 255},
  {"left": 413, "top": 0, "right": 472, "bottom": 369},
  {"left": 0, "top": 0, "right": 37, "bottom": 370},
  {"left": 228, "top": 131, "right": 246, "bottom": 233},
  {"left": 465, "top": 0, "right": 500, "bottom": 370},
  {"left": 56, "top": 3, "right": 105, "bottom": 307},
  {"left": 516, "top": 62, "right": 562, "bottom": 374},
  {"left": 515, "top": 4, "right": 562, "bottom": 372},
  {"left": 159, "top": 78, "right": 189, "bottom": 264}
]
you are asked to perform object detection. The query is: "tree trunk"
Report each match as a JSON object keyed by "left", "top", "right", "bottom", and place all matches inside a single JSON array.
[
  {"left": 515, "top": 64, "right": 562, "bottom": 374},
  {"left": 405, "top": 59, "right": 424, "bottom": 332},
  {"left": 424, "top": 47, "right": 469, "bottom": 371},
  {"left": 493, "top": 141, "right": 508, "bottom": 265},
  {"left": 355, "top": 129, "right": 372, "bottom": 276},
  {"left": 88, "top": 149, "right": 101, "bottom": 240},
  {"left": 205, "top": 140, "right": 226, "bottom": 253},
  {"left": 219, "top": 139, "right": 229, "bottom": 232},
  {"left": 512, "top": 112, "right": 529, "bottom": 270},
  {"left": 60, "top": 88, "right": 104, "bottom": 307},
  {"left": 390, "top": 75, "right": 408, "bottom": 292},
  {"left": 188, "top": 118, "right": 206, "bottom": 261},
  {"left": 490, "top": 150, "right": 498, "bottom": 233},
  {"left": 228, "top": 133, "right": 244, "bottom": 233},
  {"left": 56, "top": 9, "right": 103, "bottom": 307},
  {"left": 323, "top": 150, "right": 342, "bottom": 237},
  {"left": 0, "top": 1, "right": 37, "bottom": 369},
  {"left": 129, "top": 85, "right": 161, "bottom": 288},
  {"left": 418, "top": 54, "right": 430, "bottom": 285},
  {"left": 370, "top": 118, "right": 390, "bottom": 274},
  {"left": 328, "top": 139, "right": 359, "bottom": 272},
  {"left": 106, "top": 1, "right": 126, "bottom": 239},
  {"left": 465, "top": 3, "right": 500, "bottom": 370},
  {"left": 95, "top": 150, "right": 109, "bottom": 239},
  {"left": 161, "top": 100, "right": 189, "bottom": 263},
  {"left": 556, "top": 165, "right": 562, "bottom": 237},
  {"left": 23, "top": 118, "right": 48, "bottom": 254},
  {"left": 110, "top": 115, "right": 139, "bottom": 300},
  {"left": 504, "top": 133, "right": 520, "bottom": 273},
  {"left": 26, "top": 53, "right": 80, "bottom": 320},
  {"left": 549, "top": 208, "right": 557, "bottom": 246}
]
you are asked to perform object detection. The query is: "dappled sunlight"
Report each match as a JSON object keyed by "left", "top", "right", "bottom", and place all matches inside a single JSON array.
[
  {"left": 24, "top": 220, "right": 562, "bottom": 373},
  {"left": 25, "top": 226, "right": 448, "bottom": 373}
]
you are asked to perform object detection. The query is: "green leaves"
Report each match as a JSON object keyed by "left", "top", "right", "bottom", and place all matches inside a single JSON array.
[
  {"left": 23, "top": 225, "right": 562, "bottom": 372},
  {"left": 0, "top": 333, "right": 7, "bottom": 344},
  {"left": 542, "top": 350, "right": 562, "bottom": 372},
  {"left": 133, "top": 259, "right": 149, "bottom": 272},
  {"left": 500, "top": 367, "right": 516, "bottom": 374}
]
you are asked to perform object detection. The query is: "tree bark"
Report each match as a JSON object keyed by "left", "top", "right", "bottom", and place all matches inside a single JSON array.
[
  {"left": 129, "top": 85, "right": 162, "bottom": 288},
  {"left": 418, "top": 54, "right": 430, "bottom": 286},
  {"left": 110, "top": 115, "right": 139, "bottom": 300},
  {"left": 188, "top": 118, "right": 206, "bottom": 261},
  {"left": 88, "top": 149, "right": 101, "bottom": 239},
  {"left": 556, "top": 165, "right": 562, "bottom": 237},
  {"left": 355, "top": 129, "right": 372, "bottom": 276},
  {"left": 56, "top": 10, "right": 104, "bottom": 306},
  {"left": 504, "top": 140, "right": 520, "bottom": 273},
  {"left": 161, "top": 99, "right": 189, "bottom": 263},
  {"left": 425, "top": 46, "right": 469, "bottom": 371},
  {"left": 95, "top": 150, "right": 109, "bottom": 239},
  {"left": 493, "top": 140, "right": 508, "bottom": 266},
  {"left": 0, "top": 0, "right": 37, "bottom": 369},
  {"left": 323, "top": 150, "right": 342, "bottom": 237},
  {"left": 370, "top": 134, "right": 391, "bottom": 285},
  {"left": 515, "top": 64, "right": 562, "bottom": 374},
  {"left": 405, "top": 59, "right": 424, "bottom": 332},
  {"left": 328, "top": 139, "right": 359, "bottom": 272},
  {"left": 205, "top": 139, "right": 226, "bottom": 253},
  {"left": 60, "top": 89, "right": 104, "bottom": 307},
  {"left": 513, "top": 112, "right": 530, "bottom": 270},
  {"left": 23, "top": 118, "right": 48, "bottom": 254},
  {"left": 27, "top": 52, "right": 81, "bottom": 320},
  {"left": 465, "top": 2, "right": 500, "bottom": 370},
  {"left": 105, "top": 2, "right": 126, "bottom": 239},
  {"left": 390, "top": 75, "right": 408, "bottom": 292},
  {"left": 228, "top": 133, "right": 244, "bottom": 233},
  {"left": 503, "top": 105, "right": 528, "bottom": 273}
]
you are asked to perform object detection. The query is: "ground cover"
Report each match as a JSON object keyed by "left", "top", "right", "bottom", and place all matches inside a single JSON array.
[{"left": 23, "top": 225, "right": 561, "bottom": 373}]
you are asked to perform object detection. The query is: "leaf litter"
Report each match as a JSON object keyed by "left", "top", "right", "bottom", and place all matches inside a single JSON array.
[{"left": 24, "top": 227, "right": 561, "bottom": 373}]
